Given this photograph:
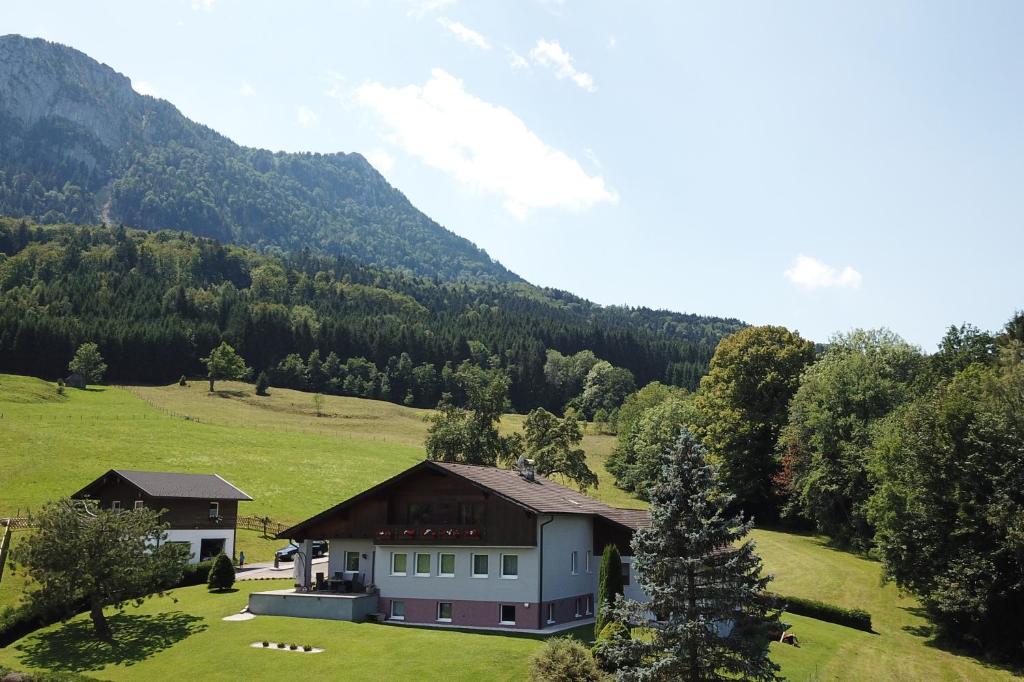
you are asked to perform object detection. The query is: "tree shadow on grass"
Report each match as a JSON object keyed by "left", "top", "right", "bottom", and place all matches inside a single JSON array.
[
  {"left": 14, "top": 611, "right": 206, "bottom": 672},
  {"left": 211, "top": 389, "right": 248, "bottom": 398},
  {"left": 900, "top": 606, "right": 1024, "bottom": 677}
]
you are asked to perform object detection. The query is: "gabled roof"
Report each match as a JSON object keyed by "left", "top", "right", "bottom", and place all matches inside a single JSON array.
[
  {"left": 278, "top": 459, "right": 648, "bottom": 538},
  {"left": 74, "top": 469, "right": 253, "bottom": 501}
]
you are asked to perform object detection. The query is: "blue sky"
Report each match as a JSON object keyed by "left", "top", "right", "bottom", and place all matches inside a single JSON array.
[{"left": 6, "top": 0, "right": 1023, "bottom": 347}]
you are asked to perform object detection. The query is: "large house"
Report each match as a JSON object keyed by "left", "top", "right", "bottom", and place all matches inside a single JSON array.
[
  {"left": 253, "top": 460, "right": 649, "bottom": 631},
  {"left": 73, "top": 469, "right": 253, "bottom": 563}
]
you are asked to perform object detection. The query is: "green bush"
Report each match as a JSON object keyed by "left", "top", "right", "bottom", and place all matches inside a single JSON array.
[
  {"left": 255, "top": 371, "right": 270, "bottom": 396},
  {"left": 207, "top": 553, "right": 235, "bottom": 591},
  {"left": 528, "top": 637, "right": 607, "bottom": 682},
  {"left": 775, "top": 593, "right": 872, "bottom": 632},
  {"left": 593, "top": 621, "right": 630, "bottom": 672},
  {"left": 178, "top": 559, "right": 214, "bottom": 587}
]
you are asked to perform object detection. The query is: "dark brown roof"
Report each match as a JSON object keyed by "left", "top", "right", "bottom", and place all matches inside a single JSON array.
[
  {"left": 431, "top": 462, "right": 650, "bottom": 528},
  {"left": 74, "top": 470, "right": 253, "bottom": 501},
  {"left": 279, "top": 460, "right": 648, "bottom": 538}
]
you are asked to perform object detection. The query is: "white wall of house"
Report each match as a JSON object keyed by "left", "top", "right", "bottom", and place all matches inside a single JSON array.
[
  {"left": 539, "top": 515, "right": 597, "bottom": 602},
  {"left": 372, "top": 544, "right": 539, "bottom": 603},
  {"left": 164, "top": 529, "right": 233, "bottom": 564},
  {"left": 621, "top": 555, "right": 650, "bottom": 603},
  {"left": 326, "top": 539, "right": 375, "bottom": 581}
]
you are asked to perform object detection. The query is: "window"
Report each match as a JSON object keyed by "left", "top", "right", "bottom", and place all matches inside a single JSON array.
[
  {"left": 390, "top": 600, "right": 405, "bottom": 620},
  {"left": 499, "top": 604, "right": 516, "bottom": 625},
  {"left": 345, "top": 551, "right": 360, "bottom": 572},
  {"left": 437, "top": 602, "right": 453, "bottom": 623},
  {"left": 575, "top": 597, "right": 583, "bottom": 617},
  {"left": 134, "top": 500, "right": 144, "bottom": 510},
  {"left": 586, "top": 595, "right": 593, "bottom": 615},
  {"left": 622, "top": 561, "right": 631, "bottom": 586},
  {"left": 391, "top": 552, "right": 408, "bottom": 576},
  {"left": 459, "top": 501, "right": 484, "bottom": 525},
  {"left": 111, "top": 500, "right": 121, "bottom": 511},
  {"left": 199, "top": 538, "right": 225, "bottom": 561},
  {"left": 415, "top": 553, "right": 431, "bottom": 576},
  {"left": 570, "top": 551, "right": 578, "bottom": 575},
  {"left": 546, "top": 603, "right": 555, "bottom": 624},
  {"left": 472, "top": 553, "right": 489, "bottom": 578},
  {"left": 586, "top": 550, "right": 592, "bottom": 573},
  {"left": 438, "top": 553, "right": 455, "bottom": 577},
  {"left": 500, "top": 554, "right": 518, "bottom": 579},
  {"left": 208, "top": 501, "right": 219, "bottom": 520},
  {"left": 408, "top": 502, "right": 433, "bottom": 524}
]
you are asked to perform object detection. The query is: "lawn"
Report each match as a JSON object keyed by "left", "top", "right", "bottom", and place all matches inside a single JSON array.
[
  {"left": 754, "top": 529, "right": 1022, "bottom": 681},
  {"left": 0, "top": 580, "right": 567, "bottom": 681}
]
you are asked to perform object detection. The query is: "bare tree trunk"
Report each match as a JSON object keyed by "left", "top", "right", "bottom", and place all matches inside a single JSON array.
[
  {"left": 90, "top": 598, "right": 112, "bottom": 642},
  {"left": 208, "top": 377, "right": 215, "bottom": 392},
  {"left": 688, "top": 565, "right": 699, "bottom": 682}
]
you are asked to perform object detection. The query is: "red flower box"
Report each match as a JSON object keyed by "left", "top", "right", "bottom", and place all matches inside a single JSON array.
[
  {"left": 466, "top": 528, "right": 480, "bottom": 539},
  {"left": 402, "top": 529, "right": 416, "bottom": 538},
  {"left": 378, "top": 529, "right": 393, "bottom": 540},
  {"left": 445, "top": 528, "right": 461, "bottom": 538},
  {"left": 422, "top": 528, "right": 436, "bottom": 538}
]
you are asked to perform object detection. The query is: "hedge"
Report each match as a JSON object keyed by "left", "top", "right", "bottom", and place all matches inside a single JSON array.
[
  {"left": 775, "top": 593, "right": 872, "bottom": 632},
  {"left": 178, "top": 559, "right": 214, "bottom": 587}
]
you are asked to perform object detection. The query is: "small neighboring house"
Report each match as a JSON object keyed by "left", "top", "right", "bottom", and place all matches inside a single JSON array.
[
  {"left": 250, "top": 460, "right": 649, "bottom": 631},
  {"left": 63, "top": 373, "right": 86, "bottom": 389},
  {"left": 72, "top": 469, "right": 253, "bottom": 564}
]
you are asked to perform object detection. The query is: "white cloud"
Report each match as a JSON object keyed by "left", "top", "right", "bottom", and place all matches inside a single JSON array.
[
  {"left": 366, "top": 149, "right": 396, "bottom": 175},
  {"left": 355, "top": 69, "right": 617, "bottom": 218},
  {"left": 132, "top": 80, "right": 160, "bottom": 97},
  {"left": 238, "top": 82, "right": 256, "bottom": 97},
  {"left": 784, "top": 255, "right": 863, "bottom": 290},
  {"left": 507, "top": 49, "right": 529, "bottom": 70},
  {"left": 529, "top": 39, "right": 596, "bottom": 92},
  {"left": 437, "top": 17, "right": 490, "bottom": 49},
  {"left": 296, "top": 105, "right": 319, "bottom": 128},
  {"left": 607, "top": 35, "right": 618, "bottom": 49},
  {"left": 191, "top": 0, "right": 216, "bottom": 11}
]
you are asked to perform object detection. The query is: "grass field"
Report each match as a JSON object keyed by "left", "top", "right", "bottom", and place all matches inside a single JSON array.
[
  {"left": 0, "top": 580, "right": 570, "bottom": 680},
  {"left": 1, "top": 375, "right": 1020, "bottom": 680}
]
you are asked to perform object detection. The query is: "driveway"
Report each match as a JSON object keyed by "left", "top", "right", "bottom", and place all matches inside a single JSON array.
[{"left": 237, "top": 555, "right": 329, "bottom": 581}]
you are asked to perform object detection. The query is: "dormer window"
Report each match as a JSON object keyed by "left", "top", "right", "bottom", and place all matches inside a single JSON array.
[
  {"left": 208, "top": 501, "right": 219, "bottom": 519},
  {"left": 111, "top": 500, "right": 121, "bottom": 512},
  {"left": 134, "top": 500, "right": 144, "bottom": 510}
]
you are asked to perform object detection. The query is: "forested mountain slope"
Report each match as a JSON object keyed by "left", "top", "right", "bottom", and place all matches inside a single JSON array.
[
  {"left": 0, "top": 219, "right": 745, "bottom": 411},
  {"left": 0, "top": 34, "right": 515, "bottom": 283}
]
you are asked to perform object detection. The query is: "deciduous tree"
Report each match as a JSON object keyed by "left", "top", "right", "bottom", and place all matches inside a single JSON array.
[
  {"left": 523, "top": 408, "right": 598, "bottom": 491},
  {"left": 10, "top": 500, "right": 188, "bottom": 641},
  {"left": 67, "top": 342, "right": 106, "bottom": 386},
  {"left": 202, "top": 341, "right": 249, "bottom": 392}
]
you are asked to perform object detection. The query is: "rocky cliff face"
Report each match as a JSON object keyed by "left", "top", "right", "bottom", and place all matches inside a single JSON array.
[{"left": 0, "top": 34, "right": 518, "bottom": 282}]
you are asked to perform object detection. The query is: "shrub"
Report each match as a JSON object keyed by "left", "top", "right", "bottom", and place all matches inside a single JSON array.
[
  {"left": 775, "top": 593, "right": 872, "bottom": 632},
  {"left": 262, "top": 641, "right": 269, "bottom": 647},
  {"left": 207, "top": 553, "right": 235, "bottom": 591},
  {"left": 289, "top": 643, "right": 297, "bottom": 650},
  {"left": 56, "top": 379, "right": 64, "bottom": 396},
  {"left": 596, "top": 544, "right": 624, "bottom": 634},
  {"left": 255, "top": 371, "right": 270, "bottom": 396},
  {"left": 178, "top": 559, "right": 214, "bottom": 587},
  {"left": 528, "top": 637, "right": 606, "bottom": 682},
  {"left": 593, "top": 621, "right": 630, "bottom": 671},
  {"left": 277, "top": 642, "right": 286, "bottom": 649},
  {"left": 302, "top": 644, "right": 312, "bottom": 652},
  {"left": 178, "top": 375, "right": 187, "bottom": 386}
]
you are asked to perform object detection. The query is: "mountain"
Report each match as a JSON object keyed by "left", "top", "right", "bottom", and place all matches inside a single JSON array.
[{"left": 0, "top": 34, "right": 517, "bottom": 283}]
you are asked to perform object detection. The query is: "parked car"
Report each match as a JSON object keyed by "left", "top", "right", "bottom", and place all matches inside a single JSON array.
[{"left": 274, "top": 540, "right": 328, "bottom": 562}]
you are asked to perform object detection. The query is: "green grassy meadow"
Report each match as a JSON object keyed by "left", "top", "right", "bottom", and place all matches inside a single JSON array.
[{"left": 1, "top": 374, "right": 1020, "bottom": 680}]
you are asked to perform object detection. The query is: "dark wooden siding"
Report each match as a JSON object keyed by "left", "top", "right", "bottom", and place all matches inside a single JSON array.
[
  {"left": 75, "top": 474, "right": 240, "bottom": 530},
  {"left": 291, "top": 467, "right": 537, "bottom": 546},
  {"left": 592, "top": 516, "right": 636, "bottom": 557}
]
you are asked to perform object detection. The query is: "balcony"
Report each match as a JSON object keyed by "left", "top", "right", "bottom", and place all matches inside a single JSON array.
[{"left": 374, "top": 524, "right": 484, "bottom": 544}]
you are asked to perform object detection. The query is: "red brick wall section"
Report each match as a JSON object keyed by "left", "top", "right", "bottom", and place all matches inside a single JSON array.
[{"left": 381, "top": 594, "right": 593, "bottom": 630}]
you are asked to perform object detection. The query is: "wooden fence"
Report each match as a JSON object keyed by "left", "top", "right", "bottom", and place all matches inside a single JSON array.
[{"left": 1, "top": 518, "right": 32, "bottom": 530}]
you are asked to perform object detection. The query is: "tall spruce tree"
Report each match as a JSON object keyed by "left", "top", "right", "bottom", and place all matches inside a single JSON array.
[
  {"left": 596, "top": 543, "right": 624, "bottom": 635},
  {"left": 602, "top": 430, "right": 783, "bottom": 682}
]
